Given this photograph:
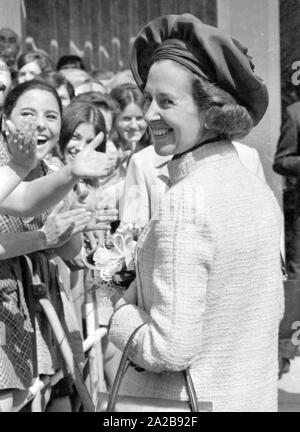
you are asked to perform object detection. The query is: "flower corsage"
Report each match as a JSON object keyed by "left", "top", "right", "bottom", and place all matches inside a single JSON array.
[{"left": 82, "top": 223, "right": 142, "bottom": 299}]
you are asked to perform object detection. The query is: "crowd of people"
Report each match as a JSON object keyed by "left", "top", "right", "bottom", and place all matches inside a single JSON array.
[
  {"left": 0, "top": 13, "right": 289, "bottom": 412},
  {"left": 0, "top": 26, "right": 157, "bottom": 412}
]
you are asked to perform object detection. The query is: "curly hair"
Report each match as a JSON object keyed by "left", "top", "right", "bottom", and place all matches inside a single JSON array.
[
  {"left": 17, "top": 50, "right": 53, "bottom": 73},
  {"left": 192, "top": 77, "right": 253, "bottom": 140}
]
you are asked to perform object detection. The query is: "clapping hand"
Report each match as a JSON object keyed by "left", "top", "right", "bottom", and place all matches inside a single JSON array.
[
  {"left": 69, "top": 181, "right": 118, "bottom": 232},
  {"left": 4, "top": 117, "right": 38, "bottom": 172},
  {"left": 39, "top": 201, "right": 93, "bottom": 249},
  {"left": 70, "top": 132, "right": 115, "bottom": 180}
]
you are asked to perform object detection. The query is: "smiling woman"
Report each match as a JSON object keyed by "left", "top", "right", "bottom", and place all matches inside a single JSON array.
[
  {"left": 110, "top": 83, "right": 152, "bottom": 155},
  {"left": 17, "top": 50, "right": 53, "bottom": 84},
  {"left": 143, "top": 60, "right": 206, "bottom": 157},
  {"left": 6, "top": 86, "right": 61, "bottom": 161},
  {"left": 108, "top": 13, "right": 283, "bottom": 413},
  {"left": 59, "top": 100, "right": 107, "bottom": 164}
]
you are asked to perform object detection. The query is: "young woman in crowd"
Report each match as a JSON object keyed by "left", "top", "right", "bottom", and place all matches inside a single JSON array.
[
  {"left": 0, "top": 56, "right": 38, "bottom": 202},
  {"left": 0, "top": 82, "right": 113, "bottom": 219},
  {"left": 56, "top": 55, "right": 85, "bottom": 72},
  {"left": 107, "top": 83, "right": 153, "bottom": 230},
  {"left": 73, "top": 92, "right": 116, "bottom": 146},
  {"left": 58, "top": 99, "right": 121, "bottom": 390},
  {"left": 0, "top": 80, "right": 114, "bottom": 411},
  {"left": 59, "top": 100, "right": 110, "bottom": 235},
  {"left": 110, "top": 83, "right": 151, "bottom": 162},
  {"left": 17, "top": 50, "right": 53, "bottom": 84},
  {"left": 59, "top": 100, "right": 108, "bottom": 204},
  {"left": 73, "top": 92, "right": 122, "bottom": 192},
  {"left": 108, "top": 14, "right": 283, "bottom": 412}
]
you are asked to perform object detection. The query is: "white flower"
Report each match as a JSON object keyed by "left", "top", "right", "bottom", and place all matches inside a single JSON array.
[{"left": 93, "top": 246, "right": 122, "bottom": 268}]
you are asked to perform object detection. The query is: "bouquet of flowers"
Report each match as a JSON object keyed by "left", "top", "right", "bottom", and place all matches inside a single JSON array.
[{"left": 82, "top": 223, "right": 142, "bottom": 299}]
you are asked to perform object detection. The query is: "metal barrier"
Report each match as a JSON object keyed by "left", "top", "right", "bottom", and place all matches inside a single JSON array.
[{"left": 14, "top": 295, "right": 108, "bottom": 412}]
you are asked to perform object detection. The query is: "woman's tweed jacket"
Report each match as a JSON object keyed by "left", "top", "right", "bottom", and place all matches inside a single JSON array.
[{"left": 109, "top": 141, "right": 283, "bottom": 412}]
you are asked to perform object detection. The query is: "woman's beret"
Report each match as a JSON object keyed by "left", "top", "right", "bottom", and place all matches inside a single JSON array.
[{"left": 130, "top": 13, "right": 268, "bottom": 125}]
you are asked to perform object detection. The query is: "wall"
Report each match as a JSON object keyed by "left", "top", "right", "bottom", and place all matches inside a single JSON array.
[
  {"left": 23, "top": 0, "right": 217, "bottom": 72},
  {"left": 0, "top": 0, "right": 22, "bottom": 36},
  {"left": 217, "top": 0, "right": 282, "bottom": 204}
]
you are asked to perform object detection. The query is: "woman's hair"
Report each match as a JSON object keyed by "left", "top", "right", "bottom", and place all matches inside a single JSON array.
[
  {"left": 37, "top": 71, "right": 75, "bottom": 100},
  {"left": 110, "top": 83, "right": 152, "bottom": 148},
  {"left": 59, "top": 68, "right": 90, "bottom": 91},
  {"left": 192, "top": 76, "right": 253, "bottom": 140},
  {"left": 3, "top": 79, "right": 63, "bottom": 118},
  {"left": 59, "top": 100, "right": 107, "bottom": 156},
  {"left": 90, "top": 70, "right": 114, "bottom": 82},
  {"left": 56, "top": 55, "right": 85, "bottom": 71},
  {"left": 75, "top": 79, "right": 106, "bottom": 95},
  {"left": 73, "top": 91, "right": 117, "bottom": 113},
  {"left": 108, "top": 69, "right": 136, "bottom": 92},
  {"left": 16, "top": 50, "right": 53, "bottom": 73},
  {"left": 110, "top": 83, "right": 144, "bottom": 114}
]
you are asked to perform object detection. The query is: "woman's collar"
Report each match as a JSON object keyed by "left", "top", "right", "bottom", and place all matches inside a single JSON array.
[{"left": 167, "top": 139, "right": 236, "bottom": 185}]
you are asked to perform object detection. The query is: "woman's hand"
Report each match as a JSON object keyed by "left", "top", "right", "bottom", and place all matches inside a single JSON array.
[
  {"left": 39, "top": 201, "right": 93, "bottom": 249},
  {"left": 5, "top": 118, "right": 38, "bottom": 172},
  {"left": 93, "top": 208, "right": 118, "bottom": 227},
  {"left": 70, "top": 132, "right": 115, "bottom": 180},
  {"left": 84, "top": 231, "right": 102, "bottom": 254},
  {"left": 112, "top": 279, "right": 138, "bottom": 309},
  {"left": 69, "top": 183, "right": 118, "bottom": 231}
]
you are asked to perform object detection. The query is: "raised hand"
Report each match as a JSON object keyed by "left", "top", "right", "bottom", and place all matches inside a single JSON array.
[
  {"left": 69, "top": 182, "right": 119, "bottom": 230},
  {"left": 4, "top": 118, "right": 38, "bottom": 172},
  {"left": 70, "top": 132, "right": 115, "bottom": 180},
  {"left": 39, "top": 201, "right": 93, "bottom": 249}
]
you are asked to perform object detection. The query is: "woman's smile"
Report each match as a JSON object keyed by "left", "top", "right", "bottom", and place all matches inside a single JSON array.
[
  {"left": 37, "top": 135, "right": 49, "bottom": 145},
  {"left": 115, "top": 102, "right": 147, "bottom": 145},
  {"left": 144, "top": 60, "right": 205, "bottom": 157},
  {"left": 151, "top": 124, "right": 173, "bottom": 138}
]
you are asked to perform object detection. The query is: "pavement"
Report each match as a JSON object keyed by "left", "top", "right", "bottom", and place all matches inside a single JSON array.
[{"left": 278, "top": 357, "right": 300, "bottom": 411}]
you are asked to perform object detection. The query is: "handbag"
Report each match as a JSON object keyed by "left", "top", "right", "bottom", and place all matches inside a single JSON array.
[{"left": 96, "top": 323, "right": 213, "bottom": 412}]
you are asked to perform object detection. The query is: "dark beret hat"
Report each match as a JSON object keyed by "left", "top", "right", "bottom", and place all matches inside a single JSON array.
[{"left": 130, "top": 13, "right": 268, "bottom": 125}]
